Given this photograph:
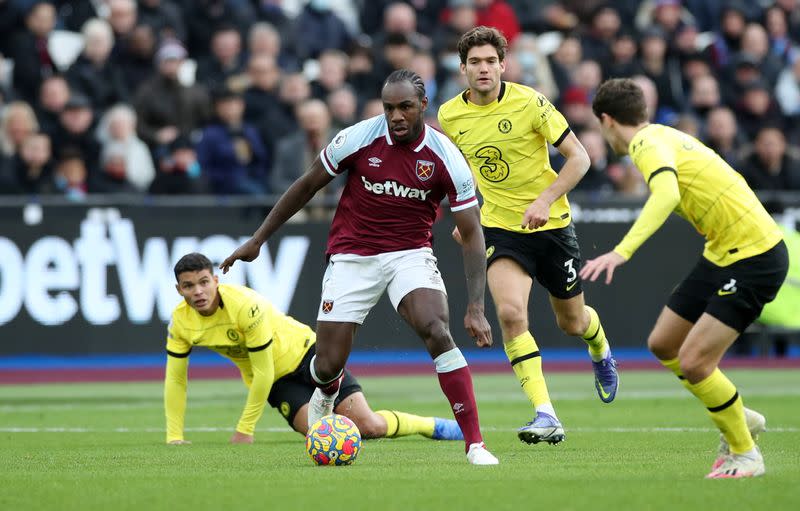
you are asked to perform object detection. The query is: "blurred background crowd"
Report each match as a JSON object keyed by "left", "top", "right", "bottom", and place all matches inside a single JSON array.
[{"left": 1, "top": 0, "right": 799, "bottom": 201}]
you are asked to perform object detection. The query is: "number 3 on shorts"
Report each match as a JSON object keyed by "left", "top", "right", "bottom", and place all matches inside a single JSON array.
[{"left": 564, "top": 258, "right": 577, "bottom": 290}]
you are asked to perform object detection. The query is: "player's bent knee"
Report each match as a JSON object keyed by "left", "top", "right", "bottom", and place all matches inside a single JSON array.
[
  {"left": 647, "top": 333, "right": 677, "bottom": 360},
  {"left": 678, "top": 353, "right": 712, "bottom": 382},
  {"left": 556, "top": 314, "right": 585, "bottom": 337},
  {"left": 495, "top": 302, "right": 527, "bottom": 330}
]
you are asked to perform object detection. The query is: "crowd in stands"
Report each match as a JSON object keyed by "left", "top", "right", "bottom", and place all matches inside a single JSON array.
[{"left": 1, "top": 0, "right": 799, "bottom": 200}]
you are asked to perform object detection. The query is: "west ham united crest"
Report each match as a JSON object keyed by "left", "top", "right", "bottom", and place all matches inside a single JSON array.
[
  {"left": 415, "top": 160, "right": 435, "bottom": 181},
  {"left": 322, "top": 300, "right": 334, "bottom": 314}
]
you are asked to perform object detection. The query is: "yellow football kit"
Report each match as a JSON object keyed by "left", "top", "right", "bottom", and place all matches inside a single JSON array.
[
  {"left": 164, "top": 284, "right": 314, "bottom": 442},
  {"left": 438, "top": 81, "right": 572, "bottom": 233},
  {"left": 616, "top": 124, "right": 783, "bottom": 265}
]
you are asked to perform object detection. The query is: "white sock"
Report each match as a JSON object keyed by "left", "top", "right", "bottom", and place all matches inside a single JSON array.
[{"left": 535, "top": 403, "right": 557, "bottom": 419}]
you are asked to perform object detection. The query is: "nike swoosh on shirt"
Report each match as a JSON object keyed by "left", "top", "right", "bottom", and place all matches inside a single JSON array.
[
  {"left": 566, "top": 281, "right": 578, "bottom": 291},
  {"left": 717, "top": 290, "right": 736, "bottom": 296},
  {"left": 459, "top": 129, "right": 469, "bottom": 135}
]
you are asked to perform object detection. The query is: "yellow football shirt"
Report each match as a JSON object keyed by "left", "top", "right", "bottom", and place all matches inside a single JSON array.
[
  {"left": 622, "top": 124, "right": 782, "bottom": 266},
  {"left": 164, "top": 284, "right": 314, "bottom": 440},
  {"left": 438, "top": 81, "right": 572, "bottom": 233}
]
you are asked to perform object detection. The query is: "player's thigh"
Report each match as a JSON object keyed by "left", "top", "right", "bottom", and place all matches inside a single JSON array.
[
  {"left": 647, "top": 306, "right": 695, "bottom": 359},
  {"left": 268, "top": 375, "right": 315, "bottom": 434},
  {"left": 533, "top": 224, "right": 583, "bottom": 300},
  {"left": 334, "top": 392, "right": 386, "bottom": 439},
  {"left": 384, "top": 247, "right": 448, "bottom": 312},
  {"left": 678, "top": 312, "right": 740, "bottom": 382},
  {"left": 316, "top": 254, "right": 387, "bottom": 324}
]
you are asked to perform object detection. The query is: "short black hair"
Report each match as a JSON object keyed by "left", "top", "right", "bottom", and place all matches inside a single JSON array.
[
  {"left": 592, "top": 78, "right": 649, "bottom": 126},
  {"left": 174, "top": 253, "right": 213, "bottom": 281},
  {"left": 383, "top": 69, "right": 426, "bottom": 101}
]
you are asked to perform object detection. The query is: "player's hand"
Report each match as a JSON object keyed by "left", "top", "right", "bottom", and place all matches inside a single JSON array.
[
  {"left": 464, "top": 305, "right": 492, "bottom": 348},
  {"left": 167, "top": 439, "right": 191, "bottom": 445},
  {"left": 451, "top": 227, "right": 463, "bottom": 245},
  {"left": 579, "top": 251, "right": 627, "bottom": 285},
  {"left": 521, "top": 199, "right": 550, "bottom": 230},
  {"left": 219, "top": 237, "right": 263, "bottom": 274},
  {"left": 230, "top": 431, "right": 254, "bottom": 444}
]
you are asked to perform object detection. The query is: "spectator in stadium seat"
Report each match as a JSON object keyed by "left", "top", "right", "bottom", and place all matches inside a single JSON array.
[
  {"left": 5, "top": 132, "right": 53, "bottom": 195},
  {"left": 196, "top": 24, "right": 248, "bottom": 90},
  {"left": 360, "top": 0, "right": 446, "bottom": 37},
  {"left": 326, "top": 86, "right": 358, "bottom": 134},
  {"left": 107, "top": 0, "right": 139, "bottom": 55},
  {"left": 639, "top": 26, "right": 683, "bottom": 112},
  {"left": 704, "top": 106, "right": 743, "bottom": 168},
  {"left": 776, "top": 53, "right": 800, "bottom": 119},
  {"left": 0, "top": 101, "right": 39, "bottom": 160},
  {"left": 292, "top": 0, "right": 353, "bottom": 62},
  {"left": 764, "top": 5, "right": 795, "bottom": 65},
  {"left": 243, "top": 55, "right": 287, "bottom": 156},
  {"left": 509, "top": 33, "right": 558, "bottom": 99},
  {"left": 310, "top": 50, "right": 349, "bottom": 101},
  {"left": 474, "top": 0, "right": 521, "bottom": 44},
  {"left": 707, "top": 1, "right": 749, "bottom": 70},
  {"left": 371, "top": 2, "right": 431, "bottom": 63},
  {"left": 184, "top": 0, "right": 252, "bottom": 59},
  {"left": 34, "top": 75, "right": 69, "bottom": 138},
  {"left": 734, "top": 79, "right": 785, "bottom": 141},
  {"left": 52, "top": 93, "right": 102, "bottom": 185},
  {"left": 733, "top": 23, "right": 784, "bottom": 89},
  {"left": 602, "top": 29, "right": 642, "bottom": 81},
  {"left": 359, "top": 97, "right": 384, "bottom": 120},
  {"left": 67, "top": 18, "right": 130, "bottom": 112},
  {"left": 148, "top": 135, "right": 207, "bottom": 194},
  {"left": 346, "top": 42, "right": 382, "bottom": 100},
  {"left": 376, "top": 33, "right": 416, "bottom": 79},
  {"left": 581, "top": 4, "right": 621, "bottom": 64},
  {"left": 96, "top": 104, "right": 155, "bottom": 192},
  {"left": 117, "top": 24, "right": 158, "bottom": 95},
  {"left": 253, "top": 0, "right": 292, "bottom": 39},
  {"left": 196, "top": 86, "right": 269, "bottom": 195},
  {"left": 134, "top": 39, "right": 211, "bottom": 151},
  {"left": 549, "top": 33, "right": 583, "bottom": 95},
  {"left": 271, "top": 98, "right": 334, "bottom": 195},
  {"left": 274, "top": 72, "right": 311, "bottom": 135},
  {"left": 409, "top": 51, "right": 439, "bottom": 110},
  {"left": 573, "top": 129, "right": 615, "bottom": 194},
  {"left": 775, "top": 0, "right": 800, "bottom": 43},
  {"left": 559, "top": 86, "right": 595, "bottom": 132},
  {"left": 247, "top": 21, "right": 297, "bottom": 72},
  {"left": 740, "top": 126, "right": 800, "bottom": 191},
  {"left": 432, "top": 0, "right": 476, "bottom": 57},
  {"left": 51, "top": 148, "right": 89, "bottom": 201},
  {"left": 8, "top": 1, "right": 56, "bottom": 103},
  {"left": 688, "top": 74, "right": 721, "bottom": 120},
  {"left": 137, "top": 0, "right": 187, "bottom": 43}
]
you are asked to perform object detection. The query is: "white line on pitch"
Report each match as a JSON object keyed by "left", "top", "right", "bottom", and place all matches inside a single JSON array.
[{"left": 0, "top": 426, "right": 798, "bottom": 433}]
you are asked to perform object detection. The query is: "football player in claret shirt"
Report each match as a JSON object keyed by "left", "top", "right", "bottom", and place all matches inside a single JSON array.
[
  {"left": 583, "top": 78, "right": 788, "bottom": 478},
  {"left": 164, "top": 252, "right": 465, "bottom": 445},
  {"left": 221, "top": 69, "right": 498, "bottom": 465},
  {"left": 438, "top": 26, "right": 619, "bottom": 446}
]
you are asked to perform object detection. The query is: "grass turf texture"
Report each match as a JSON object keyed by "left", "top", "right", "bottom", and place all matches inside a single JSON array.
[{"left": 1, "top": 369, "right": 799, "bottom": 510}]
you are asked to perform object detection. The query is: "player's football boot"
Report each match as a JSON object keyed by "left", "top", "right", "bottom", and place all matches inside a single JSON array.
[
  {"left": 467, "top": 442, "right": 499, "bottom": 465},
  {"left": 307, "top": 387, "right": 339, "bottom": 428},
  {"left": 592, "top": 352, "right": 619, "bottom": 403},
  {"left": 706, "top": 446, "right": 765, "bottom": 479},
  {"left": 431, "top": 418, "right": 464, "bottom": 441},
  {"left": 711, "top": 407, "right": 766, "bottom": 471},
  {"left": 517, "top": 412, "right": 565, "bottom": 445}
]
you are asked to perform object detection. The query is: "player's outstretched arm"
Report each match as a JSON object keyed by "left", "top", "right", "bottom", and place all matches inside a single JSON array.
[
  {"left": 453, "top": 205, "right": 493, "bottom": 347},
  {"left": 522, "top": 132, "right": 590, "bottom": 229},
  {"left": 220, "top": 157, "right": 334, "bottom": 273},
  {"left": 580, "top": 171, "right": 681, "bottom": 284}
]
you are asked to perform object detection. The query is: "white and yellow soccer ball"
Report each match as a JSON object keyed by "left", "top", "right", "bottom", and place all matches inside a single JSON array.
[{"left": 306, "top": 414, "right": 361, "bottom": 466}]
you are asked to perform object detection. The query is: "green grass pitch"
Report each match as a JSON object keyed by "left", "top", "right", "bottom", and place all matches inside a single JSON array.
[{"left": 2, "top": 369, "right": 799, "bottom": 510}]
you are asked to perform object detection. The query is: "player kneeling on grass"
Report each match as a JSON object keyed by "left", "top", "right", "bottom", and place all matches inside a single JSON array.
[{"left": 164, "top": 253, "right": 464, "bottom": 445}]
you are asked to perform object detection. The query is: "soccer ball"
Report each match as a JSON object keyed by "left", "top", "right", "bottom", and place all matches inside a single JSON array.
[{"left": 306, "top": 414, "right": 361, "bottom": 466}]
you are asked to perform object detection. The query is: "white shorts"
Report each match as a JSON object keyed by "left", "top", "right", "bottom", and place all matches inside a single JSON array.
[{"left": 316, "top": 247, "right": 448, "bottom": 324}]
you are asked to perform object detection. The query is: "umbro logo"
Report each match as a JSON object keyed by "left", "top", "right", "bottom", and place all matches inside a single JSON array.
[{"left": 368, "top": 156, "right": 382, "bottom": 167}]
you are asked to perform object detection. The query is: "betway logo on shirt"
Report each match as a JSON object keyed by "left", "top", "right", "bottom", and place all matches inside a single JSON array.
[{"left": 361, "top": 176, "right": 431, "bottom": 200}]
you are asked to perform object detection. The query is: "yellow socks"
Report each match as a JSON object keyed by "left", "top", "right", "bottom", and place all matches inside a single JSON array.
[
  {"left": 688, "top": 369, "right": 754, "bottom": 454},
  {"left": 504, "top": 331, "right": 553, "bottom": 413},
  {"left": 659, "top": 358, "right": 692, "bottom": 391},
  {"left": 583, "top": 306, "right": 610, "bottom": 361},
  {"left": 376, "top": 410, "right": 435, "bottom": 438}
]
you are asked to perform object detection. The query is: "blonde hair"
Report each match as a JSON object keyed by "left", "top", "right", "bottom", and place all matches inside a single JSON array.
[{"left": 0, "top": 101, "right": 40, "bottom": 156}]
